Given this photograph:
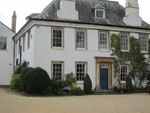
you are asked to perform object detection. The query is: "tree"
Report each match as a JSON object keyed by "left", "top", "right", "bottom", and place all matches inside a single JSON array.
[
  {"left": 129, "top": 37, "right": 147, "bottom": 87},
  {"left": 111, "top": 34, "right": 148, "bottom": 87},
  {"left": 84, "top": 74, "right": 92, "bottom": 94}
]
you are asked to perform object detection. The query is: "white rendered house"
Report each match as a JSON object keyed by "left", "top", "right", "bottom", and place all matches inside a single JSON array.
[
  {"left": 13, "top": 0, "right": 150, "bottom": 89},
  {"left": 0, "top": 21, "right": 15, "bottom": 85}
]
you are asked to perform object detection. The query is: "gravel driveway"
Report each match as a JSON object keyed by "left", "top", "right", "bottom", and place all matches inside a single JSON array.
[{"left": 0, "top": 88, "right": 150, "bottom": 113}]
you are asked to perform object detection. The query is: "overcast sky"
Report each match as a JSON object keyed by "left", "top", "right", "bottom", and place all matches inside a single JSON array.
[{"left": 0, "top": 0, "right": 150, "bottom": 32}]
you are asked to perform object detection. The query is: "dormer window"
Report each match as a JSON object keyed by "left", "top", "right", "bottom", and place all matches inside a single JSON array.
[{"left": 95, "top": 9, "right": 105, "bottom": 19}]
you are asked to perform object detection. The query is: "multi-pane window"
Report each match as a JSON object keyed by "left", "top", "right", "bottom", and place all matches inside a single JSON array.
[
  {"left": 99, "top": 32, "right": 108, "bottom": 50},
  {"left": 0, "top": 37, "right": 7, "bottom": 50},
  {"left": 76, "top": 30, "right": 86, "bottom": 49},
  {"left": 121, "top": 34, "right": 129, "bottom": 51},
  {"left": 120, "top": 65, "right": 128, "bottom": 81},
  {"left": 76, "top": 63, "right": 87, "bottom": 81},
  {"left": 140, "top": 35, "right": 147, "bottom": 52},
  {"left": 27, "top": 30, "right": 31, "bottom": 49},
  {"left": 95, "top": 9, "right": 105, "bottom": 19},
  {"left": 52, "top": 62, "right": 63, "bottom": 80},
  {"left": 22, "top": 34, "right": 25, "bottom": 51},
  {"left": 52, "top": 28, "right": 63, "bottom": 47}
]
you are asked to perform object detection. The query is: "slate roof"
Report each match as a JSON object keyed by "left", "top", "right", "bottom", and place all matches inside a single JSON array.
[{"left": 27, "top": 0, "right": 150, "bottom": 29}]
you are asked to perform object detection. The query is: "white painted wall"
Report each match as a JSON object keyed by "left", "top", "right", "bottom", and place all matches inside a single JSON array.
[
  {"left": 28, "top": 26, "right": 113, "bottom": 89},
  {"left": 0, "top": 22, "right": 15, "bottom": 85}
]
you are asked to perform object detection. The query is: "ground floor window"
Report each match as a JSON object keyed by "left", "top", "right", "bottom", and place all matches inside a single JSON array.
[
  {"left": 52, "top": 61, "right": 63, "bottom": 80},
  {"left": 0, "top": 37, "right": 7, "bottom": 50},
  {"left": 120, "top": 65, "right": 128, "bottom": 81},
  {"left": 76, "top": 62, "right": 87, "bottom": 81}
]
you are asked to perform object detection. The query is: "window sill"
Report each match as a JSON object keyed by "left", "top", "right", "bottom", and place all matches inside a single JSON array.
[
  {"left": 141, "top": 51, "right": 148, "bottom": 53},
  {"left": 121, "top": 50, "right": 129, "bottom": 52},
  {"left": 51, "top": 47, "right": 64, "bottom": 50},
  {"left": 77, "top": 81, "right": 84, "bottom": 84},
  {"left": 0, "top": 49, "right": 8, "bottom": 51},
  {"left": 76, "top": 48, "right": 87, "bottom": 51},
  {"left": 120, "top": 81, "right": 126, "bottom": 84},
  {"left": 99, "top": 49, "right": 110, "bottom": 52}
]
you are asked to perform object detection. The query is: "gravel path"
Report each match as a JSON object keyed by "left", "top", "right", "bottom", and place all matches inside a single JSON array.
[{"left": 0, "top": 88, "right": 150, "bottom": 113}]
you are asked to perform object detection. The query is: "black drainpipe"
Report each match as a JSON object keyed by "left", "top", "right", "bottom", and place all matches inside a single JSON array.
[{"left": 13, "top": 40, "right": 15, "bottom": 72}]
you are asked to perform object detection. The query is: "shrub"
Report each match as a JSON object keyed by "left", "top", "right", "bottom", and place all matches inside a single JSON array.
[
  {"left": 126, "top": 75, "right": 132, "bottom": 92},
  {"left": 84, "top": 74, "right": 92, "bottom": 94},
  {"left": 14, "top": 62, "right": 27, "bottom": 74},
  {"left": 24, "top": 67, "right": 50, "bottom": 94},
  {"left": 65, "top": 72, "right": 76, "bottom": 89},
  {"left": 49, "top": 79, "right": 68, "bottom": 95},
  {"left": 71, "top": 87, "right": 84, "bottom": 95},
  {"left": 20, "top": 67, "right": 33, "bottom": 91},
  {"left": 10, "top": 74, "right": 21, "bottom": 90}
]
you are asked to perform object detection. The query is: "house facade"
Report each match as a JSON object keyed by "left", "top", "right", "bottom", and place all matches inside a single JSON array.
[
  {"left": 0, "top": 21, "right": 15, "bottom": 85},
  {"left": 13, "top": 0, "right": 150, "bottom": 89}
]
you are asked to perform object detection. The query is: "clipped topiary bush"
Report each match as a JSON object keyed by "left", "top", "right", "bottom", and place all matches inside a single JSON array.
[
  {"left": 20, "top": 67, "right": 33, "bottom": 91},
  {"left": 84, "top": 74, "right": 92, "bottom": 94},
  {"left": 10, "top": 74, "right": 21, "bottom": 90},
  {"left": 24, "top": 67, "right": 50, "bottom": 94},
  {"left": 126, "top": 75, "right": 132, "bottom": 92}
]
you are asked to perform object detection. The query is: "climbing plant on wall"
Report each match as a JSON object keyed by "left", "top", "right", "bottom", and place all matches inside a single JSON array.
[{"left": 111, "top": 34, "right": 148, "bottom": 87}]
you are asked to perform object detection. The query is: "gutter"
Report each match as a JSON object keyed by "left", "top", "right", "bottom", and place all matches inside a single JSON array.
[{"left": 13, "top": 18, "right": 150, "bottom": 40}]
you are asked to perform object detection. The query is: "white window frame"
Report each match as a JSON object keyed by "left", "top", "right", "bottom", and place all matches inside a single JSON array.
[
  {"left": 0, "top": 37, "right": 7, "bottom": 50},
  {"left": 75, "top": 62, "right": 87, "bottom": 81},
  {"left": 121, "top": 34, "right": 129, "bottom": 51},
  {"left": 95, "top": 9, "right": 105, "bottom": 19},
  {"left": 52, "top": 28, "right": 64, "bottom": 49},
  {"left": 51, "top": 61, "right": 64, "bottom": 80},
  {"left": 140, "top": 34, "right": 148, "bottom": 52},
  {"left": 99, "top": 32, "right": 109, "bottom": 51},
  {"left": 76, "top": 29, "right": 87, "bottom": 50},
  {"left": 120, "top": 65, "right": 128, "bottom": 82}
]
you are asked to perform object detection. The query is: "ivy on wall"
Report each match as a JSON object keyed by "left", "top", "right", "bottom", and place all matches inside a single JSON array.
[{"left": 111, "top": 34, "right": 148, "bottom": 87}]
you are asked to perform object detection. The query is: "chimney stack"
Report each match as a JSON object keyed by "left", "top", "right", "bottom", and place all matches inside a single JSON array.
[
  {"left": 57, "top": 0, "right": 78, "bottom": 20},
  {"left": 12, "top": 11, "right": 17, "bottom": 33},
  {"left": 123, "top": 0, "right": 142, "bottom": 26}
]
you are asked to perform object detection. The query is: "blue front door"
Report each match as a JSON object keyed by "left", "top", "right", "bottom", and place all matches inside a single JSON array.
[{"left": 100, "top": 68, "right": 108, "bottom": 89}]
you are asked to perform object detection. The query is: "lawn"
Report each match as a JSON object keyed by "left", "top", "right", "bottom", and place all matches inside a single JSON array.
[{"left": 0, "top": 87, "right": 150, "bottom": 113}]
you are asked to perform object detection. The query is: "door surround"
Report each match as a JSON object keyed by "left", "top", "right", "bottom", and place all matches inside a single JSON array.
[{"left": 95, "top": 57, "right": 114, "bottom": 89}]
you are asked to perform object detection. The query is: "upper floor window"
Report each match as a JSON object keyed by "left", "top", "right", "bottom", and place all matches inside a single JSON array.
[
  {"left": 0, "top": 37, "right": 7, "bottom": 50},
  {"left": 27, "top": 30, "right": 31, "bottom": 49},
  {"left": 120, "top": 65, "right": 128, "bottom": 81},
  {"left": 52, "top": 61, "right": 64, "bottom": 80},
  {"left": 52, "top": 28, "right": 63, "bottom": 48},
  {"left": 95, "top": 9, "right": 105, "bottom": 19},
  {"left": 76, "top": 29, "right": 87, "bottom": 49},
  {"left": 76, "top": 62, "right": 87, "bottom": 81},
  {"left": 121, "top": 34, "right": 129, "bottom": 51},
  {"left": 99, "top": 32, "right": 108, "bottom": 50},
  {"left": 140, "top": 35, "right": 147, "bottom": 52},
  {"left": 22, "top": 34, "right": 25, "bottom": 51}
]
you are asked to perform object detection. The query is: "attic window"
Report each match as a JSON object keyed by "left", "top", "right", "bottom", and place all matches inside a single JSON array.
[{"left": 95, "top": 9, "right": 105, "bottom": 19}]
